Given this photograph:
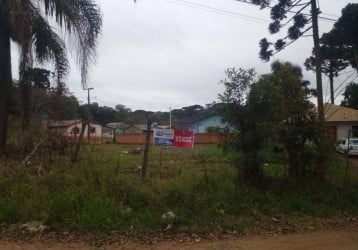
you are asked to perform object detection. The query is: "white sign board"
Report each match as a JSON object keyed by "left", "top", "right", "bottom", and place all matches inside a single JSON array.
[{"left": 153, "top": 129, "right": 174, "bottom": 146}]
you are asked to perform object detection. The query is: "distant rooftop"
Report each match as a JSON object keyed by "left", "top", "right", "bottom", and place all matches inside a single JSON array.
[
  {"left": 325, "top": 104, "right": 358, "bottom": 122},
  {"left": 50, "top": 120, "right": 82, "bottom": 127}
]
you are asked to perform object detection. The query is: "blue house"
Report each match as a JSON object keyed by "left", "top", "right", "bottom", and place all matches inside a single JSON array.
[{"left": 189, "top": 114, "right": 226, "bottom": 134}]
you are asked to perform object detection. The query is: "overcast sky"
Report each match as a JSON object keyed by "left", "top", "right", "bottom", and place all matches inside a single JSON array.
[{"left": 12, "top": 0, "right": 358, "bottom": 112}]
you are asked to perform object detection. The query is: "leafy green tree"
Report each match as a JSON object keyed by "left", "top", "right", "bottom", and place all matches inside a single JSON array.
[
  {"left": 10, "top": 83, "right": 80, "bottom": 121},
  {"left": 20, "top": 68, "right": 52, "bottom": 152},
  {"left": 219, "top": 63, "right": 320, "bottom": 184},
  {"left": 268, "top": 62, "right": 319, "bottom": 179},
  {"left": 218, "top": 68, "right": 268, "bottom": 185},
  {"left": 0, "top": 0, "right": 102, "bottom": 152},
  {"left": 115, "top": 104, "right": 132, "bottom": 122},
  {"left": 79, "top": 103, "right": 116, "bottom": 125},
  {"left": 131, "top": 110, "right": 154, "bottom": 124},
  {"left": 341, "top": 83, "right": 358, "bottom": 109}
]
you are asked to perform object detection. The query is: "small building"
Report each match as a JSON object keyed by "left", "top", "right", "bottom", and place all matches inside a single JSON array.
[
  {"left": 123, "top": 123, "right": 170, "bottom": 134},
  {"left": 325, "top": 104, "right": 358, "bottom": 140},
  {"left": 50, "top": 119, "right": 112, "bottom": 143},
  {"left": 188, "top": 114, "right": 226, "bottom": 134},
  {"left": 107, "top": 122, "right": 130, "bottom": 134}
]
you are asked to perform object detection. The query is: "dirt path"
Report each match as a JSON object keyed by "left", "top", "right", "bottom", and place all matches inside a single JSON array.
[{"left": 0, "top": 228, "right": 357, "bottom": 250}]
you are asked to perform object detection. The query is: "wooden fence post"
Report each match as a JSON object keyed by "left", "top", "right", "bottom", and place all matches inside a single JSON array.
[{"left": 142, "top": 118, "right": 152, "bottom": 182}]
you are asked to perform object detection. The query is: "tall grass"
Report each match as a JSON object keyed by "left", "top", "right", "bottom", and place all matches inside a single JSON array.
[{"left": 0, "top": 144, "right": 357, "bottom": 234}]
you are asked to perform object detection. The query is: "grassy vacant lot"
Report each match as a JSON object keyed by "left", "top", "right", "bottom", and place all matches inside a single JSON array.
[{"left": 0, "top": 143, "right": 357, "bottom": 235}]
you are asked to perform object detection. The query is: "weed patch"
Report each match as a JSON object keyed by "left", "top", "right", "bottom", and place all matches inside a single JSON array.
[{"left": 0, "top": 144, "right": 357, "bottom": 234}]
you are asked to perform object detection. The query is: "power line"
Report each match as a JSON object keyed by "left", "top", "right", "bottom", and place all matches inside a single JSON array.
[
  {"left": 233, "top": 0, "right": 337, "bottom": 23},
  {"left": 334, "top": 73, "right": 357, "bottom": 100},
  {"left": 163, "top": 0, "right": 270, "bottom": 23},
  {"left": 334, "top": 71, "right": 356, "bottom": 93},
  {"left": 320, "top": 11, "right": 339, "bottom": 18},
  {"left": 338, "top": 69, "right": 356, "bottom": 76},
  {"left": 324, "top": 78, "right": 330, "bottom": 103},
  {"left": 271, "top": 25, "right": 312, "bottom": 56},
  {"left": 335, "top": 76, "right": 358, "bottom": 100},
  {"left": 164, "top": 0, "right": 337, "bottom": 26},
  {"left": 282, "top": 2, "right": 311, "bottom": 27}
]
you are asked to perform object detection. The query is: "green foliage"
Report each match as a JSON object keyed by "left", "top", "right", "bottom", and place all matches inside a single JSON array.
[
  {"left": 331, "top": 3, "right": 358, "bottom": 71},
  {"left": 269, "top": 62, "right": 321, "bottom": 179},
  {"left": 341, "top": 82, "right": 358, "bottom": 109},
  {"left": 218, "top": 67, "right": 267, "bottom": 185},
  {"left": 0, "top": 144, "right": 357, "bottom": 234},
  {"left": 218, "top": 62, "right": 321, "bottom": 185}
]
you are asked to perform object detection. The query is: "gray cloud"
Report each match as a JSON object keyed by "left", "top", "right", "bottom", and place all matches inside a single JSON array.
[{"left": 12, "top": 0, "right": 355, "bottom": 111}]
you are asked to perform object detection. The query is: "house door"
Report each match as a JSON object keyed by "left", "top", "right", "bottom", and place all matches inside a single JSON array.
[{"left": 327, "top": 126, "right": 337, "bottom": 142}]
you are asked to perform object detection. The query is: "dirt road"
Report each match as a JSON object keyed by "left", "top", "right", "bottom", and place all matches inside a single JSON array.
[{"left": 0, "top": 228, "right": 357, "bottom": 250}]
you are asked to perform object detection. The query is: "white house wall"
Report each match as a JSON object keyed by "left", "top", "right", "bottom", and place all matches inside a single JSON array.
[
  {"left": 337, "top": 125, "right": 353, "bottom": 139},
  {"left": 66, "top": 123, "right": 103, "bottom": 137}
]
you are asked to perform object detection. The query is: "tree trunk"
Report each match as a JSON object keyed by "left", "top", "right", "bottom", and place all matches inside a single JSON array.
[
  {"left": 21, "top": 78, "right": 32, "bottom": 155},
  {"left": 71, "top": 120, "right": 87, "bottom": 164},
  {"left": 329, "top": 71, "right": 334, "bottom": 104},
  {"left": 0, "top": 14, "right": 12, "bottom": 153},
  {"left": 353, "top": 45, "right": 358, "bottom": 74},
  {"left": 52, "top": 83, "right": 64, "bottom": 120}
]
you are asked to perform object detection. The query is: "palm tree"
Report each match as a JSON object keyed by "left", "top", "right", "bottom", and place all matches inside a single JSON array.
[{"left": 0, "top": 0, "right": 102, "bottom": 152}]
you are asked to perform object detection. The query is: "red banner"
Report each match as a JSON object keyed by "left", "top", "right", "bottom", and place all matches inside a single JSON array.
[{"left": 173, "top": 130, "right": 194, "bottom": 148}]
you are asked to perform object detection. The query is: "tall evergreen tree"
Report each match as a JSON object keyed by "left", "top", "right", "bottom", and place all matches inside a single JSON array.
[
  {"left": 247, "top": 0, "right": 324, "bottom": 128},
  {"left": 304, "top": 33, "right": 349, "bottom": 104},
  {"left": 324, "top": 4, "right": 358, "bottom": 73}
]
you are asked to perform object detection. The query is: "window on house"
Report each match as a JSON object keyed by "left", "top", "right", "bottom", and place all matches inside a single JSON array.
[
  {"left": 352, "top": 126, "right": 358, "bottom": 137},
  {"left": 72, "top": 127, "right": 80, "bottom": 134},
  {"left": 90, "top": 127, "right": 96, "bottom": 133}
]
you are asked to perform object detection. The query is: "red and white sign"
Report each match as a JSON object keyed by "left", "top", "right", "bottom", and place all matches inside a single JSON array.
[{"left": 173, "top": 130, "right": 194, "bottom": 148}]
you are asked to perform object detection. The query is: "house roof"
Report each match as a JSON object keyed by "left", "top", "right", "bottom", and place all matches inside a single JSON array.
[
  {"left": 325, "top": 103, "right": 358, "bottom": 122},
  {"left": 50, "top": 120, "right": 111, "bottom": 129},
  {"left": 127, "top": 124, "right": 170, "bottom": 132},
  {"left": 107, "top": 122, "right": 129, "bottom": 129},
  {"left": 50, "top": 120, "right": 82, "bottom": 128},
  {"left": 189, "top": 114, "right": 223, "bottom": 125},
  {"left": 132, "top": 124, "right": 148, "bottom": 131}
]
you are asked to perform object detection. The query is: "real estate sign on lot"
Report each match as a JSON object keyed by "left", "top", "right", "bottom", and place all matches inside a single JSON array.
[
  {"left": 153, "top": 129, "right": 174, "bottom": 146},
  {"left": 153, "top": 128, "right": 194, "bottom": 148}
]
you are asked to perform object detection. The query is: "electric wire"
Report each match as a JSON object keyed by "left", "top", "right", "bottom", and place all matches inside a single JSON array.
[
  {"left": 271, "top": 25, "right": 312, "bottom": 56},
  {"left": 163, "top": 0, "right": 270, "bottom": 23},
  {"left": 334, "top": 71, "right": 357, "bottom": 93},
  {"left": 334, "top": 75, "right": 358, "bottom": 101},
  {"left": 233, "top": 0, "right": 337, "bottom": 22},
  {"left": 324, "top": 78, "right": 330, "bottom": 104},
  {"left": 282, "top": 2, "right": 311, "bottom": 27},
  {"left": 334, "top": 72, "right": 357, "bottom": 100}
]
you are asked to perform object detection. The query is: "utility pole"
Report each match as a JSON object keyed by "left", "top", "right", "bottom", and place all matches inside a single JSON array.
[
  {"left": 169, "top": 107, "right": 172, "bottom": 130},
  {"left": 311, "top": 0, "right": 327, "bottom": 174},
  {"left": 86, "top": 87, "right": 94, "bottom": 143},
  {"left": 311, "top": 0, "right": 325, "bottom": 127}
]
